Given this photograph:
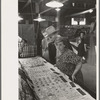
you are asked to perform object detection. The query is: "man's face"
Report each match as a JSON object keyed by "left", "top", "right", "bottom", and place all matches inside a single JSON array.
[{"left": 48, "top": 34, "right": 56, "bottom": 42}]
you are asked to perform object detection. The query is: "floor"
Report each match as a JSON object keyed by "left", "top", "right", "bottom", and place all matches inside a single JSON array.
[{"left": 82, "top": 63, "right": 96, "bottom": 92}]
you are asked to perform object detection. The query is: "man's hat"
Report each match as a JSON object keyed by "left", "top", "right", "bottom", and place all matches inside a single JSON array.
[{"left": 45, "top": 26, "right": 58, "bottom": 37}]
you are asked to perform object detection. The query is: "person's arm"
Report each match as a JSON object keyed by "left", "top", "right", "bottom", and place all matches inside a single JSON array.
[
  {"left": 42, "top": 39, "right": 47, "bottom": 55},
  {"left": 65, "top": 50, "right": 82, "bottom": 81},
  {"left": 84, "top": 44, "right": 87, "bottom": 52},
  {"left": 62, "top": 50, "right": 82, "bottom": 81},
  {"left": 72, "top": 61, "right": 82, "bottom": 81}
]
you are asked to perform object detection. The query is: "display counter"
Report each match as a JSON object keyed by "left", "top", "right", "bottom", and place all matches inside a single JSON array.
[{"left": 19, "top": 56, "right": 95, "bottom": 100}]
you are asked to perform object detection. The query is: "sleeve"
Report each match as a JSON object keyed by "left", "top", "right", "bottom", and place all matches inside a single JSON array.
[
  {"left": 42, "top": 39, "right": 48, "bottom": 50},
  {"left": 62, "top": 50, "right": 81, "bottom": 65}
]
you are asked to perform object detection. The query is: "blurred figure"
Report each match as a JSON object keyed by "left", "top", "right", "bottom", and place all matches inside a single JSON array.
[
  {"left": 71, "top": 32, "right": 87, "bottom": 62},
  {"left": 18, "top": 36, "right": 26, "bottom": 58},
  {"left": 76, "top": 33, "right": 86, "bottom": 58}
]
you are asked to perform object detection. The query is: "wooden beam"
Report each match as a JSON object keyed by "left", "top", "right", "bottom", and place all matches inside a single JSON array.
[{"left": 65, "top": 8, "right": 95, "bottom": 17}]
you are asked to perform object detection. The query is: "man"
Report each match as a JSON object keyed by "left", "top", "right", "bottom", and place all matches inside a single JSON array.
[
  {"left": 44, "top": 26, "right": 59, "bottom": 64},
  {"left": 48, "top": 32, "right": 58, "bottom": 64}
]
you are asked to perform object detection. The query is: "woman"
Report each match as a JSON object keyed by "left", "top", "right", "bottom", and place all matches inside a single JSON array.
[
  {"left": 76, "top": 36, "right": 86, "bottom": 58},
  {"left": 55, "top": 37, "right": 84, "bottom": 86},
  {"left": 76, "top": 32, "right": 88, "bottom": 63}
]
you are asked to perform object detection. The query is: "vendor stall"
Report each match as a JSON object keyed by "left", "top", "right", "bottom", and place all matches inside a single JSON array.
[{"left": 19, "top": 57, "right": 95, "bottom": 100}]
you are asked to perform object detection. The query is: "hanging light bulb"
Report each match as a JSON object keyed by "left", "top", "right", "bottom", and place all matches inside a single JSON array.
[
  {"left": 18, "top": 16, "right": 23, "bottom": 21},
  {"left": 46, "top": 1, "right": 63, "bottom": 8},
  {"left": 55, "top": 7, "right": 61, "bottom": 11},
  {"left": 33, "top": 14, "right": 46, "bottom": 22}
]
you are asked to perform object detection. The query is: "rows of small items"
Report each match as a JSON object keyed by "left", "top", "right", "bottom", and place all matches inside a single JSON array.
[
  {"left": 19, "top": 57, "right": 95, "bottom": 100},
  {"left": 26, "top": 66, "right": 91, "bottom": 100},
  {"left": 19, "top": 57, "right": 45, "bottom": 68}
]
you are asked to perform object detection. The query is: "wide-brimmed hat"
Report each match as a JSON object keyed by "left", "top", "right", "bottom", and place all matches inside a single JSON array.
[
  {"left": 45, "top": 26, "right": 59, "bottom": 37},
  {"left": 42, "top": 30, "right": 48, "bottom": 38}
]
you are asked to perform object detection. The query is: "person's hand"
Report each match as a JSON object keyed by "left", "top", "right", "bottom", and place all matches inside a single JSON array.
[{"left": 72, "top": 74, "right": 76, "bottom": 82}]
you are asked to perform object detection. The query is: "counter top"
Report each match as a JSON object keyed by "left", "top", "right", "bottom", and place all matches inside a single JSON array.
[{"left": 19, "top": 56, "right": 95, "bottom": 100}]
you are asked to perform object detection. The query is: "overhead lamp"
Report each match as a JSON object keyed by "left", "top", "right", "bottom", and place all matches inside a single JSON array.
[
  {"left": 33, "top": 14, "right": 46, "bottom": 22},
  {"left": 55, "top": 8, "right": 61, "bottom": 11},
  {"left": 46, "top": 1, "right": 63, "bottom": 8},
  {"left": 18, "top": 16, "right": 23, "bottom": 21}
]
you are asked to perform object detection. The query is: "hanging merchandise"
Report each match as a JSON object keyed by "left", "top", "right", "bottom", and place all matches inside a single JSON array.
[
  {"left": 18, "top": 24, "right": 37, "bottom": 58},
  {"left": 18, "top": 24, "right": 35, "bottom": 45}
]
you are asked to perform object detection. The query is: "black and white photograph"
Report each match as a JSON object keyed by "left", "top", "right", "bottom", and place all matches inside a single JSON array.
[
  {"left": 2, "top": 0, "right": 99, "bottom": 100},
  {"left": 18, "top": 0, "right": 97, "bottom": 100}
]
